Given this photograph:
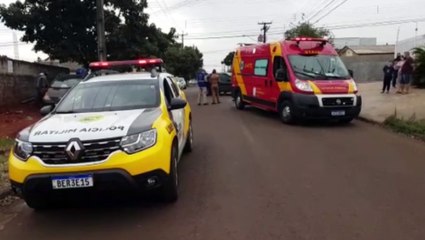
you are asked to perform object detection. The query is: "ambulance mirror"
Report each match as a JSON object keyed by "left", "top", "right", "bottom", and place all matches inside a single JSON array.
[{"left": 276, "top": 69, "right": 289, "bottom": 82}]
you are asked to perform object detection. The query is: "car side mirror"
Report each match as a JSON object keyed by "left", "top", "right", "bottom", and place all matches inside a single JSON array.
[
  {"left": 40, "top": 105, "right": 53, "bottom": 116},
  {"left": 169, "top": 98, "right": 187, "bottom": 110},
  {"left": 348, "top": 69, "right": 354, "bottom": 78},
  {"left": 276, "top": 69, "right": 289, "bottom": 82}
]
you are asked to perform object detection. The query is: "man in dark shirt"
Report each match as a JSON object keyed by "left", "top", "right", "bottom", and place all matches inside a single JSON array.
[
  {"left": 382, "top": 61, "right": 394, "bottom": 94},
  {"left": 400, "top": 51, "right": 414, "bottom": 94}
]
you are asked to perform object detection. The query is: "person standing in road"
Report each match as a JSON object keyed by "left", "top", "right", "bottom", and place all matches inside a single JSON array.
[
  {"left": 35, "top": 72, "right": 49, "bottom": 104},
  {"left": 209, "top": 69, "right": 221, "bottom": 104},
  {"left": 196, "top": 69, "right": 208, "bottom": 105},
  {"left": 382, "top": 61, "right": 394, "bottom": 94},
  {"left": 399, "top": 51, "right": 414, "bottom": 94}
]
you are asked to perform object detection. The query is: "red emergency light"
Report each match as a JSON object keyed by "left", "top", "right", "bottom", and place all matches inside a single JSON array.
[
  {"left": 291, "top": 37, "right": 328, "bottom": 48},
  {"left": 89, "top": 58, "right": 164, "bottom": 69}
]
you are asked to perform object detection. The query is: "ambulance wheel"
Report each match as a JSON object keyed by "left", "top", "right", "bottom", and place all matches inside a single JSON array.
[
  {"left": 339, "top": 117, "right": 354, "bottom": 124},
  {"left": 279, "top": 101, "right": 296, "bottom": 124},
  {"left": 235, "top": 92, "right": 245, "bottom": 110},
  {"left": 160, "top": 143, "right": 179, "bottom": 203}
]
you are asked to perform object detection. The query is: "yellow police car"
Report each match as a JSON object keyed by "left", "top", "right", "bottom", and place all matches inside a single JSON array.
[{"left": 9, "top": 59, "right": 193, "bottom": 209}]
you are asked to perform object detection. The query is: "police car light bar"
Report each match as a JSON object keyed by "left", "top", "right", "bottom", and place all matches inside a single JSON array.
[{"left": 89, "top": 58, "right": 164, "bottom": 69}]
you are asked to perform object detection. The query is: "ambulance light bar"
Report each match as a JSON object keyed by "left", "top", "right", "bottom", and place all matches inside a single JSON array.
[
  {"left": 292, "top": 37, "right": 328, "bottom": 47},
  {"left": 89, "top": 58, "right": 164, "bottom": 69}
]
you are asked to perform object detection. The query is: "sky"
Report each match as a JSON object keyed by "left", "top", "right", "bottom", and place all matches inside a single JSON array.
[{"left": 0, "top": 0, "right": 424, "bottom": 71}]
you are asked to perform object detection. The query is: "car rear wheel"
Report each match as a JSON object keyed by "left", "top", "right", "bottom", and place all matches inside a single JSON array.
[
  {"left": 235, "top": 91, "right": 245, "bottom": 110},
  {"left": 160, "top": 143, "right": 179, "bottom": 203}
]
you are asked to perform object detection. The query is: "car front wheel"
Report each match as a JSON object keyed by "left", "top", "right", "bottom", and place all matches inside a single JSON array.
[{"left": 160, "top": 143, "right": 179, "bottom": 203}]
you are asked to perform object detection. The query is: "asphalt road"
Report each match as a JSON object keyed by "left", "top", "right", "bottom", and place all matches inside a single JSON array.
[{"left": 1, "top": 87, "right": 425, "bottom": 240}]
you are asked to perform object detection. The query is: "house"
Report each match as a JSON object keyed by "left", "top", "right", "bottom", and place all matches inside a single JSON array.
[
  {"left": 332, "top": 37, "right": 377, "bottom": 50},
  {"left": 338, "top": 45, "right": 395, "bottom": 60},
  {"left": 338, "top": 45, "right": 395, "bottom": 82}
]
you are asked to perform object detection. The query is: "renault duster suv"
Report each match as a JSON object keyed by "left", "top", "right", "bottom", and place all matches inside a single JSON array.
[{"left": 9, "top": 60, "right": 193, "bottom": 209}]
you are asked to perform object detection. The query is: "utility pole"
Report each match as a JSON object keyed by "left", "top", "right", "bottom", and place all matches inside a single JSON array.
[
  {"left": 12, "top": 32, "right": 19, "bottom": 60},
  {"left": 96, "top": 0, "right": 107, "bottom": 61},
  {"left": 258, "top": 22, "right": 272, "bottom": 43},
  {"left": 180, "top": 31, "right": 188, "bottom": 47}
]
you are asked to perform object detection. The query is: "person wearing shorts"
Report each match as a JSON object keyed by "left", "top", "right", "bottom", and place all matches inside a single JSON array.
[{"left": 400, "top": 52, "right": 414, "bottom": 94}]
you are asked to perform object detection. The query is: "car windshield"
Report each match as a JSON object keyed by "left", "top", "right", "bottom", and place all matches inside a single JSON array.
[
  {"left": 51, "top": 79, "right": 81, "bottom": 88},
  {"left": 56, "top": 80, "right": 159, "bottom": 113},
  {"left": 288, "top": 55, "right": 350, "bottom": 80}
]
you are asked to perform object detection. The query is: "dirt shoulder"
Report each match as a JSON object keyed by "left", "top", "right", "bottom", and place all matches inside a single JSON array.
[{"left": 0, "top": 104, "right": 41, "bottom": 198}]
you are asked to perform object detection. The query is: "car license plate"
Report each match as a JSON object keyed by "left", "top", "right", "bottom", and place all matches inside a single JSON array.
[
  {"left": 331, "top": 110, "right": 346, "bottom": 117},
  {"left": 52, "top": 175, "right": 94, "bottom": 190}
]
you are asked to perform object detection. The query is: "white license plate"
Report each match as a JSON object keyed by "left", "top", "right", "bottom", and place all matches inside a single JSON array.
[
  {"left": 52, "top": 175, "right": 94, "bottom": 190},
  {"left": 331, "top": 110, "right": 346, "bottom": 117}
]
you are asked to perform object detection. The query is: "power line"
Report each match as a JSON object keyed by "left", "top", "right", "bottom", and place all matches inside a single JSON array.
[
  {"left": 313, "top": 0, "right": 350, "bottom": 24},
  {"left": 306, "top": 0, "right": 338, "bottom": 22}
]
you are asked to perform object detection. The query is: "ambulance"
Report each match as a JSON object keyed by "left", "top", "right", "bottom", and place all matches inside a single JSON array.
[{"left": 232, "top": 37, "right": 362, "bottom": 124}]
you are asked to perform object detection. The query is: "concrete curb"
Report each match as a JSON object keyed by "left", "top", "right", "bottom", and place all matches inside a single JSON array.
[{"left": 357, "top": 116, "right": 382, "bottom": 125}]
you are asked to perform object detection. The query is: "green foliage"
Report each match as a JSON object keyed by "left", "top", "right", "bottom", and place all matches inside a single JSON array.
[
  {"left": 0, "top": 0, "right": 177, "bottom": 66},
  {"left": 0, "top": 137, "right": 13, "bottom": 153},
  {"left": 384, "top": 115, "right": 425, "bottom": 140},
  {"left": 284, "top": 22, "right": 330, "bottom": 39},
  {"left": 222, "top": 51, "right": 235, "bottom": 67},
  {"left": 413, "top": 47, "right": 425, "bottom": 88},
  {"left": 164, "top": 46, "right": 203, "bottom": 80}
]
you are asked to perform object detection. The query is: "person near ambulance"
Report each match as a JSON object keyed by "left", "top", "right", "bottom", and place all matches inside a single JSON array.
[
  {"left": 209, "top": 69, "right": 221, "bottom": 104},
  {"left": 196, "top": 68, "right": 209, "bottom": 105}
]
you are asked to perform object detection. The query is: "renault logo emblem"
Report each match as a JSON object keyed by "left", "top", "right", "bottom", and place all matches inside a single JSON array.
[{"left": 65, "top": 139, "right": 84, "bottom": 162}]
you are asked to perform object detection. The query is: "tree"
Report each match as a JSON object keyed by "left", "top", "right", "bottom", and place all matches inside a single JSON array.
[
  {"left": 413, "top": 47, "right": 425, "bottom": 88},
  {"left": 284, "top": 22, "right": 330, "bottom": 39},
  {"left": 222, "top": 51, "right": 235, "bottom": 67},
  {"left": 0, "top": 0, "right": 177, "bottom": 66},
  {"left": 164, "top": 46, "right": 203, "bottom": 80}
]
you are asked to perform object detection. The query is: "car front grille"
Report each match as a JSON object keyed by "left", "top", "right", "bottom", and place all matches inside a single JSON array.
[
  {"left": 32, "top": 138, "right": 121, "bottom": 165},
  {"left": 322, "top": 97, "right": 354, "bottom": 107}
]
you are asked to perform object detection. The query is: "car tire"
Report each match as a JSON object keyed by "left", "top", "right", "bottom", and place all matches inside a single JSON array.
[
  {"left": 24, "top": 195, "right": 50, "bottom": 210},
  {"left": 235, "top": 91, "right": 245, "bottom": 110},
  {"left": 184, "top": 121, "right": 193, "bottom": 153},
  {"left": 279, "top": 100, "right": 296, "bottom": 124},
  {"left": 160, "top": 143, "right": 179, "bottom": 203}
]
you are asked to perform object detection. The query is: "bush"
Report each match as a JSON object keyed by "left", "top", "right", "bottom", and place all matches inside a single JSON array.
[{"left": 413, "top": 47, "right": 425, "bottom": 88}]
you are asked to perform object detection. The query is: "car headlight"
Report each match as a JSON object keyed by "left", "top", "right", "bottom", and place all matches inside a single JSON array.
[
  {"left": 351, "top": 80, "right": 358, "bottom": 93},
  {"left": 14, "top": 140, "right": 33, "bottom": 161},
  {"left": 295, "top": 79, "right": 313, "bottom": 92},
  {"left": 120, "top": 129, "right": 157, "bottom": 154}
]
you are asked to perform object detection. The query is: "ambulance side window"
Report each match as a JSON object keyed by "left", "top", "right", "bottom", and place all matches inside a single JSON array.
[
  {"left": 273, "top": 56, "right": 287, "bottom": 80},
  {"left": 254, "top": 59, "right": 268, "bottom": 77}
]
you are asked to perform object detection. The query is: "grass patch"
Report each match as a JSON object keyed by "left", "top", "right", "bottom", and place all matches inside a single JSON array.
[
  {"left": 384, "top": 115, "right": 425, "bottom": 140},
  {"left": 0, "top": 137, "right": 14, "bottom": 154}
]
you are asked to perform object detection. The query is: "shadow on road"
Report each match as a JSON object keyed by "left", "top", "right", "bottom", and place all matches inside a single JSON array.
[{"left": 240, "top": 106, "right": 358, "bottom": 129}]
